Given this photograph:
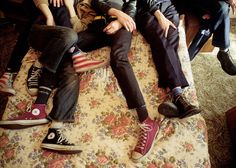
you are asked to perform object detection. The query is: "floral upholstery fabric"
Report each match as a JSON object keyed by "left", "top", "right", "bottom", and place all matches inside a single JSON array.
[{"left": 0, "top": 18, "right": 210, "bottom": 167}]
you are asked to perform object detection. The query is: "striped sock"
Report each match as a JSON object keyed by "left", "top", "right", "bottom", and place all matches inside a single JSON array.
[{"left": 72, "top": 49, "right": 106, "bottom": 73}]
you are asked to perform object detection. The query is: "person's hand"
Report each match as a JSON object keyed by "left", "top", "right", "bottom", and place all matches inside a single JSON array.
[
  {"left": 108, "top": 8, "right": 136, "bottom": 32},
  {"left": 154, "top": 10, "right": 176, "bottom": 38},
  {"left": 64, "top": 0, "right": 74, "bottom": 9},
  {"left": 229, "top": 0, "right": 236, "bottom": 15},
  {"left": 103, "top": 20, "right": 123, "bottom": 35},
  {"left": 49, "top": 0, "right": 64, "bottom": 7},
  {"left": 46, "top": 17, "right": 55, "bottom": 26}
]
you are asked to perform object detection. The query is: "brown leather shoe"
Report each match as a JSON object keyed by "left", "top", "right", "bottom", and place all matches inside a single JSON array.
[
  {"left": 158, "top": 94, "right": 201, "bottom": 119},
  {"left": 174, "top": 95, "right": 201, "bottom": 119},
  {"left": 217, "top": 50, "right": 236, "bottom": 76}
]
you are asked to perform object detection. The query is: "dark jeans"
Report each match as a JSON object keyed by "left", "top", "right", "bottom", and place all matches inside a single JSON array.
[
  {"left": 136, "top": 1, "right": 189, "bottom": 90},
  {"left": 28, "top": 25, "right": 78, "bottom": 73},
  {"left": 28, "top": 25, "right": 79, "bottom": 122},
  {"left": 5, "top": 0, "right": 40, "bottom": 72},
  {"left": 76, "top": 26, "right": 145, "bottom": 109},
  {"left": 47, "top": 57, "right": 80, "bottom": 122},
  {"left": 209, "top": 1, "right": 230, "bottom": 49}
]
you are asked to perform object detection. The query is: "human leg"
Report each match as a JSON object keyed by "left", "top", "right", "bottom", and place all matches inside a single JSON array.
[
  {"left": 26, "top": 24, "right": 78, "bottom": 96},
  {"left": 136, "top": 2, "right": 200, "bottom": 119},
  {"left": 41, "top": 58, "right": 82, "bottom": 154},
  {"left": 188, "top": 20, "right": 212, "bottom": 61},
  {"left": 49, "top": 6, "right": 107, "bottom": 73},
  {"left": 0, "top": 67, "right": 57, "bottom": 129},
  {"left": 0, "top": 0, "right": 40, "bottom": 95},
  {"left": 0, "top": 26, "right": 78, "bottom": 128},
  {"left": 108, "top": 28, "right": 161, "bottom": 161},
  {"left": 212, "top": 1, "right": 236, "bottom": 75}
]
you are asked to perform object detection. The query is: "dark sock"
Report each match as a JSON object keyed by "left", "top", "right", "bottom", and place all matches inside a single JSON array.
[
  {"left": 136, "top": 105, "right": 149, "bottom": 123},
  {"left": 35, "top": 86, "right": 52, "bottom": 104}
]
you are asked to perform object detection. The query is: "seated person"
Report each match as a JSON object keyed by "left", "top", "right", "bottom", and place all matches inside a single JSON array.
[
  {"left": 136, "top": 0, "right": 201, "bottom": 120},
  {"left": 71, "top": 0, "right": 161, "bottom": 161},
  {"left": 0, "top": 24, "right": 83, "bottom": 154},
  {"left": 0, "top": 0, "right": 40, "bottom": 96},
  {"left": 0, "top": 0, "right": 105, "bottom": 153},
  {"left": 174, "top": 0, "right": 236, "bottom": 75}
]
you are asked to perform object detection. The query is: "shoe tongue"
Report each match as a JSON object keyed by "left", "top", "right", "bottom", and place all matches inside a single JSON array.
[{"left": 142, "top": 117, "right": 151, "bottom": 124}]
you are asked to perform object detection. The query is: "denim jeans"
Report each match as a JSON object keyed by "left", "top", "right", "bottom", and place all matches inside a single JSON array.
[
  {"left": 136, "top": 1, "right": 189, "bottom": 90},
  {"left": 47, "top": 57, "right": 80, "bottom": 122},
  {"left": 28, "top": 25, "right": 79, "bottom": 122},
  {"left": 210, "top": 1, "right": 230, "bottom": 49},
  {"left": 28, "top": 24, "right": 78, "bottom": 73}
]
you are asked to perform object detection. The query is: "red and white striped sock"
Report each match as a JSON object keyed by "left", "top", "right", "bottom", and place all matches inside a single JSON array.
[{"left": 72, "top": 50, "right": 106, "bottom": 73}]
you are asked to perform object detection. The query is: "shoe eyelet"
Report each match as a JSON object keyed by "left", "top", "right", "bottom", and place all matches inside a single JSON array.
[{"left": 32, "top": 108, "right": 40, "bottom": 116}]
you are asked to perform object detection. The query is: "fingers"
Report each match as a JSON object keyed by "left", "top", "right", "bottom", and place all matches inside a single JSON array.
[
  {"left": 103, "top": 24, "right": 111, "bottom": 33},
  {"left": 170, "top": 22, "right": 177, "bottom": 29},
  {"left": 164, "top": 26, "right": 169, "bottom": 38},
  {"left": 50, "top": 0, "right": 63, "bottom": 7},
  {"left": 60, "top": 0, "right": 64, "bottom": 6},
  {"left": 103, "top": 24, "right": 116, "bottom": 34},
  {"left": 123, "top": 19, "right": 136, "bottom": 32}
]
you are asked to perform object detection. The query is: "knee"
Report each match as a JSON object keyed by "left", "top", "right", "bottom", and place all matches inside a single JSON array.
[
  {"left": 62, "top": 28, "right": 78, "bottom": 46},
  {"left": 217, "top": 1, "right": 229, "bottom": 17},
  {"left": 110, "top": 54, "right": 129, "bottom": 69}
]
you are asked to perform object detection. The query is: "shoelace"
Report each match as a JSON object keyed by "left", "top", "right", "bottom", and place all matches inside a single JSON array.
[
  {"left": 56, "top": 129, "right": 73, "bottom": 145},
  {"left": 136, "top": 123, "right": 152, "bottom": 150},
  {"left": 177, "top": 96, "right": 189, "bottom": 108},
  {"left": 28, "top": 67, "right": 42, "bottom": 87}
]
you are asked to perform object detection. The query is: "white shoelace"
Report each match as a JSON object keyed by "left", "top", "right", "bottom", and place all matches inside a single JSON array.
[
  {"left": 56, "top": 129, "right": 72, "bottom": 145},
  {"left": 136, "top": 123, "right": 152, "bottom": 150},
  {"left": 28, "top": 67, "right": 41, "bottom": 87}
]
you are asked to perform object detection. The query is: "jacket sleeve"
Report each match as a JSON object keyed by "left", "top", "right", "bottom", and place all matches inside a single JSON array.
[
  {"left": 123, "top": 0, "right": 137, "bottom": 19},
  {"left": 139, "top": 0, "right": 168, "bottom": 14},
  {"left": 91, "top": 0, "right": 137, "bottom": 19}
]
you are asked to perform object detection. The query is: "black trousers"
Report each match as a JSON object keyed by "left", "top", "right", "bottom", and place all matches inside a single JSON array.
[
  {"left": 136, "top": 1, "right": 189, "bottom": 90},
  {"left": 76, "top": 25, "right": 146, "bottom": 109}
]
